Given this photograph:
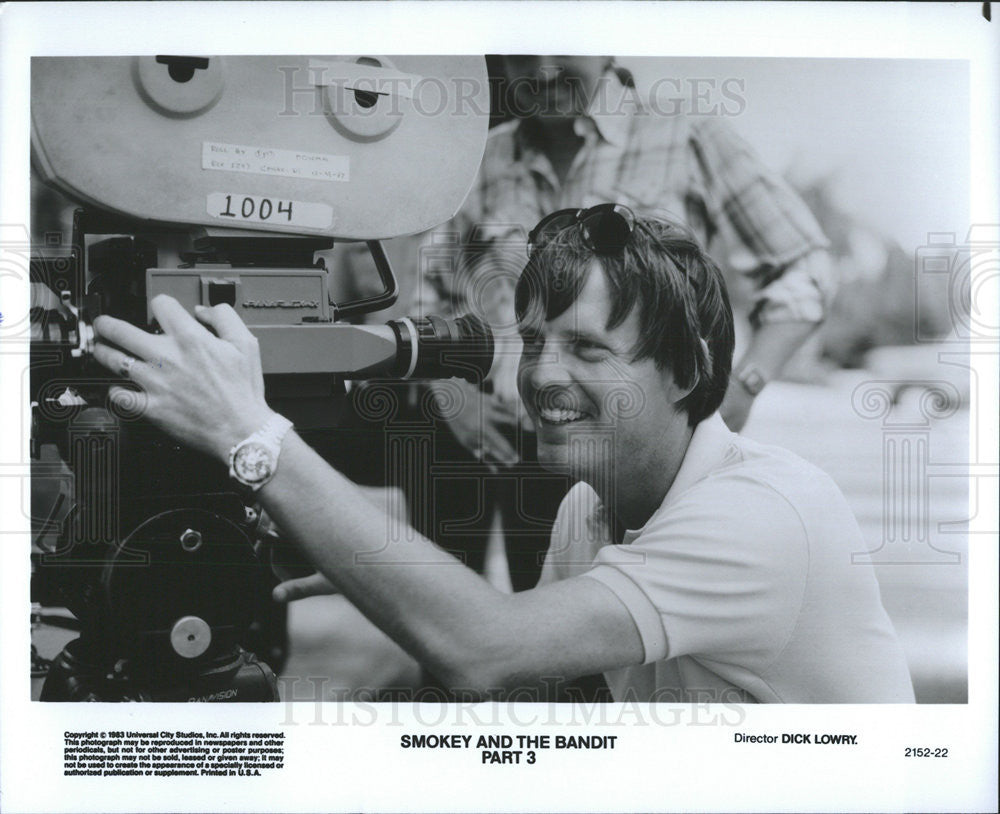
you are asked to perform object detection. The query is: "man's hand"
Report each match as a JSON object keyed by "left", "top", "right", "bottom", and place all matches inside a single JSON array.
[
  {"left": 92, "top": 295, "right": 275, "bottom": 463},
  {"left": 429, "top": 378, "right": 518, "bottom": 467}
]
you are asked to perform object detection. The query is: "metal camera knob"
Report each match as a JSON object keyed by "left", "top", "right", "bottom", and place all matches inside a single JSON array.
[
  {"left": 179, "top": 528, "right": 203, "bottom": 551},
  {"left": 169, "top": 616, "right": 212, "bottom": 659}
]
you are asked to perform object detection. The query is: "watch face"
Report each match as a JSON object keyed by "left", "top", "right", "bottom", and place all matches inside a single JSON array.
[{"left": 233, "top": 441, "right": 274, "bottom": 484}]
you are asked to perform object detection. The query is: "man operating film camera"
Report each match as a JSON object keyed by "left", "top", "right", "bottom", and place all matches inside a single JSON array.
[
  {"left": 32, "top": 55, "right": 913, "bottom": 703},
  {"left": 93, "top": 201, "right": 914, "bottom": 703}
]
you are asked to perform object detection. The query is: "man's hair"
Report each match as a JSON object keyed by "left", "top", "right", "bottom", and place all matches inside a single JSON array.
[{"left": 514, "top": 214, "right": 735, "bottom": 427}]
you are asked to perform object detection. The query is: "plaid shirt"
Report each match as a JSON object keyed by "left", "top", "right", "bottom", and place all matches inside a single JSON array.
[{"left": 414, "top": 75, "right": 833, "bottom": 411}]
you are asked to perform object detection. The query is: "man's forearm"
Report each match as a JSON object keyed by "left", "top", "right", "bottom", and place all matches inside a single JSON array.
[
  {"left": 256, "top": 430, "right": 643, "bottom": 692},
  {"left": 256, "top": 430, "right": 514, "bottom": 687},
  {"left": 256, "top": 431, "right": 642, "bottom": 693}
]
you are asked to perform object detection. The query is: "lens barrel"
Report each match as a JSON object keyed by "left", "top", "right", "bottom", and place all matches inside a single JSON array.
[{"left": 387, "top": 314, "right": 494, "bottom": 384}]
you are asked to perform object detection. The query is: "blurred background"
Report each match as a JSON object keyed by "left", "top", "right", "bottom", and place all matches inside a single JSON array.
[{"left": 31, "top": 57, "right": 976, "bottom": 703}]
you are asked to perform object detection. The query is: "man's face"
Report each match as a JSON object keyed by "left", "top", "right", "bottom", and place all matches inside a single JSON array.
[
  {"left": 502, "top": 55, "right": 608, "bottom": 120},
  {"left": 517, "top": 260, "right": 689, "bottom": 486}
]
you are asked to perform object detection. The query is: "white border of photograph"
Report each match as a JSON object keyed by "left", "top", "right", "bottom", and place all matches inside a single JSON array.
[{"left": 1, "top": 3, "right": 997, "bottom": 812}]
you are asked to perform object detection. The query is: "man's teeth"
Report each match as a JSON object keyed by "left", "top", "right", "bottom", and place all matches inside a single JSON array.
[{"left": 539, "top": 407, "right": 586, "bottom": 424}]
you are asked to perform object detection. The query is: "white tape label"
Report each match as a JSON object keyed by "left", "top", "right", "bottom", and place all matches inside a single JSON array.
[
  {"left": 206, "top": 192, "right": 333, "bottom": 230},
  {"left": 202, "top": 142, "right": 350, "bottom": 183}
]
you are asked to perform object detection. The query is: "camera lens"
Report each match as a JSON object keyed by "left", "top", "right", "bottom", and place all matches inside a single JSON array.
[{"left": 387, "top": 314, "right": 494, "bottom": 384}]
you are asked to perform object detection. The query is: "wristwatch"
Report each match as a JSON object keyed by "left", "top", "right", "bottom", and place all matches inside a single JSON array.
[
  {"left": 228, "top": 414, "right": 293, "bottom": 491},
  {"left": 734, "top": 365, "right": 768, "bottom": 397}
]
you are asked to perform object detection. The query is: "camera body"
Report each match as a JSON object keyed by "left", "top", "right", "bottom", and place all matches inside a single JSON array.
[
  {"left": 30, "top": 55, "right": 491, "bottom": 701},
  {"left": 32, "top": 56, "right": 488, "bottom": 239}
]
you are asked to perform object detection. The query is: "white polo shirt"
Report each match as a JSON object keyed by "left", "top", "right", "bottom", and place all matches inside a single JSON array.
[{"left": 539, "top": 414, "right": 915, "bottom": 703}]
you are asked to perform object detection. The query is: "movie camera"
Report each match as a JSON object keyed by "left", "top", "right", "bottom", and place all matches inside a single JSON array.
[{"left": 29, "top": 55, "right": 491, "bottom": 701}]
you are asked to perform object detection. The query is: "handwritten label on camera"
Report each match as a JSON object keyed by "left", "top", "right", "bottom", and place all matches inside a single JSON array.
[
  {"left": 206, "top": 192, "right": 333, "bottom": 230},
  {"left": 202, "top": 141, "right": 350, "bottom": 183}
]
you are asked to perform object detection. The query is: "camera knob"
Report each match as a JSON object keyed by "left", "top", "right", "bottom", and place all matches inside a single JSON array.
[
  {"left": 134, "top": 56, "right": 225, "bottom": 116},
  {"left": 313, "top": 56, "right": 412, "bottom": 141},
  {"left": 179, "top": 528, "right": 203, "bottom": 551},
  {"left": 170, "top": 616, "right": 212, "bottom": 659}
]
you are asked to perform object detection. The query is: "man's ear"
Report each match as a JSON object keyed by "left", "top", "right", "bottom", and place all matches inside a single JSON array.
[
  {"left": 656, "top": 364, "right": 695, "bottom": 407},
  {"left": 665, "top": 337, "right": 710, "bottom": 405},
  {"left": 666, "top": 376, "right": 697, "bottom": 406}
]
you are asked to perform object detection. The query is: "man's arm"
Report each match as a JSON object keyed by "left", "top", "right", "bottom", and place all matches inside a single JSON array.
[
  {"left": 720, "top": 319, "right": 818, "bottom": 430},
  {"left": 92, "top": 296, "right": 643, "bottom": 694},
  {"left": 689, "top": 120, "right": 836, "bottom": 429},
  {"left": 257, "top": 429, "right": 642, "bottom": 689},
  {"left": 721, "top": 249, "right": 835, "bottom": 430}
]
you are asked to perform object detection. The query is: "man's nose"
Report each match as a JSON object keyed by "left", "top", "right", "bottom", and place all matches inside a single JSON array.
[{"left": 526, "top": 339, "right": 570, "bottom": 390}]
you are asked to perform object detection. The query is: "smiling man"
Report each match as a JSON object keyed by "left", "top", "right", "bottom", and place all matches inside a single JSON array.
[{"left": 93, "top": 207, "right": 913, "bottom": 703}]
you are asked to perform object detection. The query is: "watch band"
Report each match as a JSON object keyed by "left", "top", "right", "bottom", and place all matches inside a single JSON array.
[
  {"left": 253, "top": 413, "right": 294, "bottom": 449},
  {"left": 228, "top": 413, "right": 293, "bottom": 491}
]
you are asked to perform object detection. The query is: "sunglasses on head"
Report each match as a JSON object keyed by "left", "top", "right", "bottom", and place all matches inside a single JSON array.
[{"left": 526, "top": 203, "right": 636, "bottom": 258}]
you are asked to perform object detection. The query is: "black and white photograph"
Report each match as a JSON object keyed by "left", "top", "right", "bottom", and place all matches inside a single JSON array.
[{"left": 1, "top": 3, "right": 997, "bottom": 813}]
